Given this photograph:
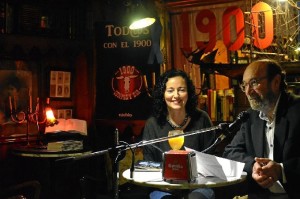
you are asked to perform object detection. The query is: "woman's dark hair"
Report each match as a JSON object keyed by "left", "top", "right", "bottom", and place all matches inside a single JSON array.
[
  {"left": 259, "top": 59, "right": 287, "bottom": 91},
  {"left": 151, "top": 69, "right": 198, "bottom": 126}
]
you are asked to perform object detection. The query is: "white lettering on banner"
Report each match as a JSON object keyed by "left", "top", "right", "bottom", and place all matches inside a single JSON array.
[
  {"left": 118, "top": 113, "right": 133, "bottom": 118},
  {"left": 105, "top": 25, "right": 150, "bottom": 37},
  {"left": 121, "top": 41, "right": 129, "bottom": 48},
  {"left": 101, "top": 25, "right": 152, "bottom": 50},
  {"left": 103, "top": 42, "right": 118, "bottom": 48},
  {"left": 133, "top": 40, "right": 152, "bottom": 47},
  {"left": 103, "top": 40, "right": 152, "bottom": 49}
]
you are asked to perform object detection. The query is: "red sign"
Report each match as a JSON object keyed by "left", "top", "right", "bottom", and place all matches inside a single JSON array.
[
  {"left": 178, "top": 2, "right": 273, "bottom": 52},
  {"left": 112, "top": 65, "right": 142, "bottom": 101}
]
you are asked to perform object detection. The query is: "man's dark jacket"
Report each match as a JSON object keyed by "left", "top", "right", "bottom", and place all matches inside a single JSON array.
[{"left": 223, "top": 91, "right": 300, "bottom": 199}]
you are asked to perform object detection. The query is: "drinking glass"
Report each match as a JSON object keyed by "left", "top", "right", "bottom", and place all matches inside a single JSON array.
[{"left": 168, "top": 130, "right": 184, "bottom": 150}]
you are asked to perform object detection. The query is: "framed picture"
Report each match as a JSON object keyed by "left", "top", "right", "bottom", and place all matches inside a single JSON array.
[
  {"left": 0, "top": 70, "right": 34, "bottom": 124},
  {"left": 49, "top": 70, "right": 71, "bottom": 98},
  {"left": 53, "top": 108, "right": 73, "bottom": 119}
]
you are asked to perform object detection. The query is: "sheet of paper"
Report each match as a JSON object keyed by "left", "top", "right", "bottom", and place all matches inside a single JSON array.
[{"left": 185, "top": 147, "right": 245, "bottom": 180}]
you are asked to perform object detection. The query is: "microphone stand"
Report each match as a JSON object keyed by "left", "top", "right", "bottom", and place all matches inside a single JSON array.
[
  {"left": 112, "top": 128, "right": 120, "bottom": 199},
  {"left": 65, "top": 125, "right": 221, "bottom": 161}
]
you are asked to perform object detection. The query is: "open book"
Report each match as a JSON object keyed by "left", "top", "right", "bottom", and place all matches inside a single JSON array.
[{"left": 45, "top": 119, "right": 87, "bottom": 136}]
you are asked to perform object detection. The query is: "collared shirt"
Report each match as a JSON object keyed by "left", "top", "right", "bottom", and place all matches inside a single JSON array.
[{"left": 259, "top": 94, "right": 286, "bottom": 194}]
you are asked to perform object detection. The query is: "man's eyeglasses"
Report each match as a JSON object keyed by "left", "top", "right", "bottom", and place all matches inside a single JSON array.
[{"left": 239, "top": 76, "right": 268, "bottom": 92}]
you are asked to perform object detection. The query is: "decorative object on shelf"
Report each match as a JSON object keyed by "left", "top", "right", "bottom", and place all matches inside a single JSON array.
[
  {"left": 9, "top": 97, "right": 58, "bottom": 147},
  {"left": 49, "top": 70, "right": 71, "bottom": 98},
  {"left": 143, "top": 72, "right": 157, "bottom": 97}
]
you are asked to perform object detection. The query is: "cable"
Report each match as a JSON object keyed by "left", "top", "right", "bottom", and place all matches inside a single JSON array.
[
  {"left": 119, "top": 141, "right": 135, "bottom": 178},
  {"left": 201, "top": 137, "right": 221, "bottom": 154}
]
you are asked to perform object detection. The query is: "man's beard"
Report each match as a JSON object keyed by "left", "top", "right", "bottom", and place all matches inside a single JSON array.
[{"left": 248, "top": 90, "right": 276, "bottom": 112}]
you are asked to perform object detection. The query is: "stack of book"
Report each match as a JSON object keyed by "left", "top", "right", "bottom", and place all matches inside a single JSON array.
[{"left": 47, "top": 140, "right": 83, "bottom": 151}]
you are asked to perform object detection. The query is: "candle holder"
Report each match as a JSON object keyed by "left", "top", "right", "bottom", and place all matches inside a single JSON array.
[{"left": 9, "top": 97, "right": 58, "bottom": 148}]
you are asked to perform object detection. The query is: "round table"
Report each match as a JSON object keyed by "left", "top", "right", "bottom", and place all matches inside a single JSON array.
[
  {"left": 122, "top": 169, "right": 247, "bottom": 190},
  {"left": 11, "top": 145, "right": 93, "bottom": 199}
]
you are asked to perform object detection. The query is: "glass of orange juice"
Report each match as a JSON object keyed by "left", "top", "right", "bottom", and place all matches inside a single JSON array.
[{"left": 168, "top": 130, "right": 184, "bottom": 150}]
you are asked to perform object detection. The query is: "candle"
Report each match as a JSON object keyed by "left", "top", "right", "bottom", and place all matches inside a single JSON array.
[
  {"left": 194, "top": 66, "right": 200, "bottom": 89},
  {"left": 9, "top": 96, "right": 12, "bottom": 112},
  {"left": 191, "top": 66, "right": 194, "bottom": 82},
  {"left": 183, "top": 64, "right": 187, "bottom": 73},
  {"left": 29, "top": 95, "right": 32, "bottom": 113},
  {"left": 143, "top": 75, "right": 148, "bottom": 89},
  {"left": 152, "top": 72, "right": 155, "bottom": 87},
  {"left": 13, "top": 95, "right": 17, "bottom": 111},
  {"left": 201, "top": 73, "right": 205, "bottom": 87},
  {"left": 36, "top": 98, "right": 39, "bottom": 112}
]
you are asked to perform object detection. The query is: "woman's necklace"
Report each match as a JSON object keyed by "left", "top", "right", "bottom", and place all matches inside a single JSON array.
[{"left": 167, "top": 114, "right": 189, "bottom": 129}]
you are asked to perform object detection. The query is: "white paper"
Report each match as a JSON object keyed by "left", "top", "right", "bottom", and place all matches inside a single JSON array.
[{"left": 185, "top": 147, "right": 245, "bottom": 180}]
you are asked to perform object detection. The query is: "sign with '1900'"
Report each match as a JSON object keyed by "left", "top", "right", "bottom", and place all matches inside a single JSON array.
[
  {"left": 102, "top": 25, "right": 152, "bottom": 49},
  {"left": 94, "top": 21, "right": 156, "bottom": 120}
]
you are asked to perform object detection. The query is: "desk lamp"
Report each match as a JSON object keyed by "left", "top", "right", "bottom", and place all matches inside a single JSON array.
[{"left": 129, "top": 0, "right": 156, "bottom": 30}]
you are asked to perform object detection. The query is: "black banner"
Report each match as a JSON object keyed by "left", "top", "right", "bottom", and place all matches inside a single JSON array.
[{"left": 94, "top": 21, "right": 160, "bottom": 120}]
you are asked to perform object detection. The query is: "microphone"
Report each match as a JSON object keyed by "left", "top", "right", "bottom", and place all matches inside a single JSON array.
[{"left": 218, "top": 111, "right": 249, "bottom": 139}]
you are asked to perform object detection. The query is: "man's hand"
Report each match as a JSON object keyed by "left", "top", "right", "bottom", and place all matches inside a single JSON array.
[{"left": 252, "top": 157, "right": 282, "bottom": 188}]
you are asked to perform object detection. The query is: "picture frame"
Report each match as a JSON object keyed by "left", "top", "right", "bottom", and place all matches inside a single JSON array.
[
  {"left": 53, "top": 108, "right": 73, "bottom": 119},
  {"left": 0, "top": 69, "right": 35, "bottom": 124},
  {"left": 49, "top": 70, "right": 71, "bottom": 98}
]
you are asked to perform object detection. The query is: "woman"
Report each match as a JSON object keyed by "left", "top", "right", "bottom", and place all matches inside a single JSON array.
[{"left": 143, "top": 69, "right": 216, "bottom": 199}]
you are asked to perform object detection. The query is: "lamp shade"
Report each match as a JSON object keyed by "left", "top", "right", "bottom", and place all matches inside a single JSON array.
[
  {"left": 129, "top": 0, "right": 156, "bottom": 30},
  {"left": 129, "top": 17, "right": 156, "bottom": 30}
]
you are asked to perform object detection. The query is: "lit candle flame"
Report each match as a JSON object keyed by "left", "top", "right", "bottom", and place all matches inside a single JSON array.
[{"left": 46, "top": 108, "right": 56, "bottom": 123}]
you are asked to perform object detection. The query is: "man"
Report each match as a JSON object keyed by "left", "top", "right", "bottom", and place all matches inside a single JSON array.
[{"left": 223, "top": 59, "right": 300, "bottom": 199}]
